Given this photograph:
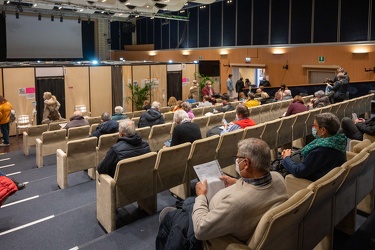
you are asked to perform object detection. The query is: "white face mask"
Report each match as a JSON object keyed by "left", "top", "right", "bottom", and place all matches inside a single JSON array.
[
  {"left": 235, "top": 158, "right": 244, "bottom": 176},
  {"left": 312, "top": 127, "right": 320, "bottom": 138}
]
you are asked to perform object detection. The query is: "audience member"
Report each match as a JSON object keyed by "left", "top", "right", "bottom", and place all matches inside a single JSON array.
[
  {"left": 218, "top": 93, "right": 235, "bottom": 113},
  {"left": 168, "top": 96, "right": 178, "bottom": 107},
  {"left": 285, "top": 95, "right": 308, "bottom": 116},
  {"left": 138, "top": 101, "right": 165, "bottom": 128},
  {"left": 97, "top": 119, "right": 151, "bottom": 178},
  {"left": 309, "top": 90, "right": 330, "bottom": 109},
  {"left": 243, "top": 78, "right": 251, "bottom": 96},
  {"left": 281, "top": 113, "right": 346, "bottom": 181},
  {"left": 274, "top": 90, "right": 283, "bottom": 101},
  {"left": 169, "top": 110, "right": 201, "bottom": 147},
  {"left": 186, "top": 94, "right": 196, "bottom": 104},
  {"left": 63, "top": 111, "right": 89, "bottom": 129},
  {"left": 42, "top": 92, "right": 63, "bottom": 124},
  {"left": 226, "top": 74, "right": 234, "bottom": 97},
  {"left": 172, "top": 100, "right": 183, "bottom": 112},
  {"left": 238, "top": 92, "right": 246, "bottom": 102},
  {"left": 156, "top": 138, "right": 288, "bottom": 248},
  {"left": 244, "top": 92, "right": 260, "bottom": 108},
  {"left": 181, "top": 102, "right": 195, "bottom": 119},
  {"left": 341, "top": 116, "right": 375, "bottom": 140},
  {"left": 0, "top": 170, "right": 26, "bottom": 206},
  {"left": 189, "top": 80, "right": 200, "bottom": 101},
  {"left": 111, "top": 106, "right": 127, "bottom": 121},
  {"left": 142, "top": 100, "right": 151, "bottom": 110},
  {"left": 0, "top": 96, "right": 12, "bottom": 147},
  {"left": 89, "top": 112, "right": 119, "bottom": 138},
  {"left": 259, "top": 78, "right": 271, "bottom": 87},
  {"left": 198, "top": 96, "right": 213, "bottom": 108},
  {"left": 326, "top": 72, "right": 348, "bottom": 103},
  {"left": 235, "top": 77, "right": 245, "bottom": 100},
  {"left": 201, "top": 81, "right": 214, "bottom": 98},
  {"left": 280, "top": 84, "right": 292, "bottom": 98}
]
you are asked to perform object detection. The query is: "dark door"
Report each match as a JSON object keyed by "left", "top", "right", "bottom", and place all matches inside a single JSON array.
[
  {"left": 167, "top": 71, "right": 182, "bottom": 101},
  {"left": 35, "top": 77, "right": 65, "bottom": 124}
]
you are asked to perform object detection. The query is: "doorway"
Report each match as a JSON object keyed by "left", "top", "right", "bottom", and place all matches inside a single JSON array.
[
  {"left": 167, "top": 71, "right": 182, "bottom": 101},
  {"left": 35, "top": 77, "right": 65, "bottom": 124}
]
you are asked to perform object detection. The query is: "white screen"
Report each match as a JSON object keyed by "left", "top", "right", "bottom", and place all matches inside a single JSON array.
[{"left": 6, "top": 15, "right": 83, "bottom": 59}]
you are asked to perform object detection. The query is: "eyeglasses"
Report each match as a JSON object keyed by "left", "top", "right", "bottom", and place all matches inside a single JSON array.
[{"left": 232, "top": 155, "right": 246, "bottom": 162}]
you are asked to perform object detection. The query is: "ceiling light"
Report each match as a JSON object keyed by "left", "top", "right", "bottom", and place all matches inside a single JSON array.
[
  {"left": 33, "top": 3, "right": 37, "bottom": 7},
  {"left": 6, "top": 0, "right": 10, "bottom": 4},
  {"left": 272, "top": 49, "right": 284, "bottom": 55},
  {"left": 58, "top": 6, "right": 62, "bottom": 9},
  {"left": 102, "top": 0, "right": 106, "bottom": 2},
  {"left": 101, "top": 11, "right": 104, "bottom": 13}
]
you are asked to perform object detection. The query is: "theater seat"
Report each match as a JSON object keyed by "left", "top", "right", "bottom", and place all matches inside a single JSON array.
[
  {"left": 36, "top": 129, "right": 67, "bottom": 168},
  {"left": 23, "top": 124, "right": 48, "bottom": 155}
]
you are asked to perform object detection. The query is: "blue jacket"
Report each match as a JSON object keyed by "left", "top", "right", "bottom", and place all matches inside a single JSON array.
[
  {"left": 90, "top": 120, "right": 119, "bottom": 138},
  {"left": 281, "top": 146, "right": 346, "bottom": 181},
  {"left": 97, "top": 134, "right": 151, "bottom": 178},
  {"left": 138, "top": 108, "right": 164, "bottom": 128}
]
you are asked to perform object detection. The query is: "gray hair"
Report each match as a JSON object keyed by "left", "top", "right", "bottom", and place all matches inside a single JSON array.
[
  {"left": 237, "top": 138, "right": 271, "bottom": 172},
  {"left": 181, "top": 102, "right": 192, "bottom": 112},
  {"left": 114, "top": 106, "right": 123, "bottom": 114},
  {"left": 101, "top": 112, "right": 111, "bottom": 121},
  {"left": 314, "top": 90, "right": 325, "bottom": 98},
  {"left": 173, "top": 110, "right": 189, "bottom": 124},
  {"left": 152, "top": 101, "right": 161, "bottom": 109},
  {"left": 314, "top": 112, "right": 340, "bottom": 135},
  {"left": 119, "top": 119, "right": 136, "bottom": 137}
]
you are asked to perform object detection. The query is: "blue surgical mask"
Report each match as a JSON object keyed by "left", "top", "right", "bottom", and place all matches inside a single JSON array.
[{"left": 312, "top": 127, "right": 320, "bottom": 138}]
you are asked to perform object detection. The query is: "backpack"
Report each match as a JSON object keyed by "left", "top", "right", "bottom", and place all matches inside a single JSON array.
[{"left": 10, "top": 110, "right": 16, "bottom": 125}]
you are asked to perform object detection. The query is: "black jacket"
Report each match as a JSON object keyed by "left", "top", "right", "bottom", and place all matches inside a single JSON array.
[
  {"left": 170, "top": 122, "right": 202, "bottom": 147},
  {"left": 138, "top": 108, "right": 165, "bottom": 128},
  {"left": 97, "top": 134, "right": 151, "bottom": 178},
  {"left": 357, "top": 116, "right": 375, "bottom": 135},
  {"left": 90, "top": 120, "right": 119, "bottom": 138}
]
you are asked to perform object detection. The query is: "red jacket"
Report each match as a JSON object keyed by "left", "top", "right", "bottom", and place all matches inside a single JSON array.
[
  {"left": 234, "top": 118, "right": 256, "bottom": 128},
  {"left": 0, "top": 176, "right": 17, "bottom": 207}
]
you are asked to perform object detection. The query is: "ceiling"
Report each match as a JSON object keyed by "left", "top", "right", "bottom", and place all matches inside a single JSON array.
[{"left": 0, "top": 0, "right": 221, "bottom": 21}]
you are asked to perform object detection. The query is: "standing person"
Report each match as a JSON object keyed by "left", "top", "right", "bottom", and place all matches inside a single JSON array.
[
  {"left": 327, "top": 72, "right": 349, "bottom": 103},
  {"left": 42, "top": 92, "right": 63, "bottom": 124},
  {"left": 235, "top": 77, "right": 245, "bottom": 101},
  {"left": 226, "top": 74, "right": 234, "bottom": 98},
  {"left": 0, "top": 96, "right": 13, "bottom": 146},
  {"left": 243, "top": 78, "right": 251, "bottom": 97},
  {"left": 189, "top": 80, "right": 200, "bottom": 102}
]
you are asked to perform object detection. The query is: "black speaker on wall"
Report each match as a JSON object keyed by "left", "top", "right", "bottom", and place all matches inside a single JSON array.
[{"left": 122, "top": 22, "right": 135, "bottom": 33}]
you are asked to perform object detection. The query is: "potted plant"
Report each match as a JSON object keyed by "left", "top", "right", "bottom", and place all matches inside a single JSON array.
[
  {"left": 127, "top": 80, "right": 154, "bottom": 111},
  {"left": 195, "top": 72, "right": 216, "bottom": 100}
]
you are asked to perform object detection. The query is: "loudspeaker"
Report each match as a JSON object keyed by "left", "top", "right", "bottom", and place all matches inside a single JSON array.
[{"left": 122, "top": 22, "right": 135, "bottom": 33}]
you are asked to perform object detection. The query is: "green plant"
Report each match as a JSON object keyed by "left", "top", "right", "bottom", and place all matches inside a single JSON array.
[
  {"left": 194, "top": 72, "right": 216, "bottom": 92},
  {"left": 127, "top": 81, "right": 154, "bottom": 110}
]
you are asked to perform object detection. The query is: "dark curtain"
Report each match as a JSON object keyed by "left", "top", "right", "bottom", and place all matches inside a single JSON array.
[{"left": 111, "top": 65, "right": 123, "bottom": 113}]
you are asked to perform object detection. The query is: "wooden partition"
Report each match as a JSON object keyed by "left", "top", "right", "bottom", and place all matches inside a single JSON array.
[
  {"left": 89, "top": 66, "right": 112, "bottom": 116},
  {"left": 182, "top": 64, "right": 197, "bottom": 101},
  {"left": 122, "top": 65, "right": 133, "bottom": 112}
]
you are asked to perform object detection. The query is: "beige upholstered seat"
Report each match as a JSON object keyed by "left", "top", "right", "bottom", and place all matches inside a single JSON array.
[
  {"left": 277, "top": 115, "right": 297, "bottom": 149},
  {"left": 260, "top": 119, "right": 282, "bottom": 160},
  {"left": 249, "top": 106, "right": 261, "bottom": 124},
  {"left": 336, "top": 101, "right": 348, "bottom": 120},
  {"left": 131, "top": 117, "right": 140, "bottom": 128},
  {"left": 16, "top": 114, "right": 32, "bottom": 138},
  {"left": 67, "top": 125, "right": 90, "bottom": 141},
  {"left": 89, "top": 123, "right": 99, "bottom": 135},
  {"left": 364, "top": 133, "right": 375, "bottom": 143},
  {"left": 169, "top": 135, "right": 220, "bottom": 200},
  {"left": 159, "top": 106, "right": 172, "bottom": 113},
  {"left": 344, "top": 99, "right": 356, "bottom": 118},
  {"left": 148, "top": 122, "right": 173, "bottom": 152},
  {"left": 304, "top": 108, "right": 321, "bottom": 137},
  {"left": 204, "top": 189, "right": 314, "bottom": 250},
  {"left": 87, "top": 116, "right": 101, "bottom": 126},
  {"left": 192, "top": 116, "right": 209, "bottom": 138},
  {"left": 163, "top": 112, "right": 175, "bottom": 123},
  {"left": 242, "top": 123, "right": 265, "bottom": 140},
  {"left": 229, "top": 101, "right": 241, "bottom": 109},
  {"left": 123, "top": 111, "right": 133, "bottom": 119},
  {"left": 56, "top": 137, "right": 98, "bottom": 189},
  {"left": 216, "top": 129, "right": 244, "bottom": 177},
  {"left": 23, "top": 124, "right": 48, "bottom": 155},
  {"left": 132, "top": 110, "right": 145, "bottom": 118},
  {"left": 135, "top": 126, "right": 151, "bottom": 142},
  {"left": 36, "top": 129, "right": 67, "bottom": 168},
  {"left": 192, "top": 107, "right": 204, "bottom": 117},
  {"left": 203, "top": 106, "right": 215, "bottom": 114},
  {"left": 154, "top": 142, "right": 191, "bottom": 193},
  {"left": 223, "top": 110, "right": 236, "bottom": 123},
  {"left": 48, "top": 122, "right": 65, "bottom": 131},
  {"left": 96, "top": 133, "right": 118, "bottom": 163},
  {"left": 364, "top": 94, "right": 374, "bottom": 118},
  {"left": 279, "top": 99, "right": 292, "bottom": 116},
  {"left": 96, "top": 152, "right": 158, "bottom": 233},
  {"left": 269, "top": 101, "right": 282, "bottom": 120},
  {"left": 320, "top": 105, "right": 332, "bottom": 113},
  {"left": 302, "top": 95, "right": 314, "bottom": 104},
  {"left": 259, "top": 103, "right": 272, "bottom": 123},
  {"left": 291, "top": 111, "right": 309, "bottom": 148},
  {"left": 206, "top": 113, "right": 224, "bottom": 131}
]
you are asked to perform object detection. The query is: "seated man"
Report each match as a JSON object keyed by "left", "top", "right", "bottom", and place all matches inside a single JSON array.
[
  {"left": 198, "top": 95, "right": 213, "bottom": 108},
  {"left": 97, "top": 119, "right": 151, "bottom": 178},
  {"left": 156, "top": 138, "right": 288, "bottom": 248},
  {"left": 218, "top": 93, "right": 234, "bottom": 113},
  {"left": 63, "top": 111, "right": 89, "bottom": 129},
  {"left": 138, "top": 101, "right": 165, "bottom": 128},
  {"left": 90, "top": 112, "right": 119, "bottom": 138},
  {"left": 111, "top": 106, "right": 127, "bottom": 121},
  {"left": 341, "top": 116, "right": 375, "bottom": 140},
  {"left": 220, "top": 103, "right": 256, "bottom": 135}
]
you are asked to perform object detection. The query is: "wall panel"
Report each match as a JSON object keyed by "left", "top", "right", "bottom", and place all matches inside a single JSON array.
[
  {"left": 188, "top": 8, "right": 198, "bottom": 48},
  {"left": 340, "top": 0, "right": 369, "bottom": 42},
  {"left": 253, "top": 0, "right": 269, "bottom": 45},
  {"left": 151, "top": 65, "right": 167, "bottom": 106},
  {"left": 223, "top": 0, "right": 237, "bottom": 46},
  {"left": 291, "top": 0, "right": 312, "bottom": 44},
  {"left": 237, "top": 0, "right": 251, "bottom": 46},
  {"left": 182, "top": 64, "right": 198, "bottom": 101},
  {"left": 314, "top": 0, "right": 339, "bottom": 43},
  {"left": 122, "top": 65, "right": 133, "bottom": 112},
  {"left": 64, "top": 67, "right": 90, "bottom": 116},
  {"left": 89, "top": 66, "right": 112, "bottom": 117},
  {"left": 199, "top": 5, "right": 210, "bottom": 47},
  {"left": 210, "top": 2, "right": 222, "bottom": 47},
  {"left": 270, "top": 0, "right": 289, "bottom": 44}
]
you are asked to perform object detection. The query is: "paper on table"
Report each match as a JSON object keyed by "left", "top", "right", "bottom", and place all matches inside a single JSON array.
[{"left": 193, "top": 160, "right": 225, "bottom": 203}]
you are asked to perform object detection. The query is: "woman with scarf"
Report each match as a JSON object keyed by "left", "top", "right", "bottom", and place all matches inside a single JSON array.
[{"left": 281, "top": 112, "right": 347, "bottom": 181}]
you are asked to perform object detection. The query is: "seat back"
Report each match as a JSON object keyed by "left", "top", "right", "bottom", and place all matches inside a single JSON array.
[
  {"left": 351, "top": 97, "right": 363, "bottom": 115},
  {"left": 269, "top": 101, "right": 283, "bottom": 120},
  {"left": 229, "top": 101, "right": 241, "bottom": 109},
  {"left": 260, "top": 119, "right": 282, "bottom": 150},
  {"left": 192, "top": 107, "right": 204, "bottom": 117},
  {"left": 364, "top": 133, "right": 375, "bottom": 143},
  {"left": 292, "top": 111, "right": 309, "bottom": 141},
  {"left": 203, "top": 106, "right": 215, "bottom": 114},
  {"left": 302, "top": 95, "right": 314, "bottom": 104},
  {"left": 159, "top": 106, "right": 172, "bottom": 113},
  {"left": 163, "top": 112, "right": 175, "bottom": 123},
  {"left": 97, "top": 133, "right": 118, "bottom": 163},
  {"left": 155, "top": 142, "right": 191, "bottom": 193},
  {"left": 304, "top": 108, "right": 321, "bottom": 136},
  {"left": 356, "top": 142, "right": 375, "bottom": 208},
  {"left": 192, "top": 116, "right": 209, "bottom": 138},
  {"left": 24, "top": 124, "right": 48, "bottom": 146},
  {"left": 131, "top": 117, "right": 140, "bottom": 128},
  {"left": 344, "top": 99, "right": 356, "bottom": 118},
  {"left": 148, "top": 122, "right": 173, "bottom": 152},
  {"left": 123, "top": 111, "right": 133, "bottom": 119},
  {"left": 242, "top": 123, "right": 265, "bottom": 140},
  {"left": 320, "top": 105, "right": 332, "bottom": 113},
  {"left": 48, "top": 122, "right": 65, "bottom": 131},
  {"left": 89, "top": 123, "right": 99, "bottom": 134},
  {"left": 41, "top": 129, "right": 67, "bottom": 155},
  {"left": 336, "top": 101, "right": 348, "bottom": 120},
  {"left": 67, "top": 125, "right": 90, "bottom": 141},
  {"left": 207, "top": 113, "right": 224, "bottom": 131},
  {"left": 87, "top": 116, "right": 101, "bottom": 126},
  {"left": 223, "top": 110, "right": 236, "bottom": 123},
  {"left": 136, "top": 126, "right": 151, "bottom": 142},
  {"left": 278, "top": 115, "right": 297, "bottom": 147},
  {"left": 16, "top": 114, "right": 31, "bottom": 127},
  {"left": 259, "top": 103, "right": 273, "bottom": 123},
  {"left": 132, "top": 110, "right": 145, "bottom": 118},
  {"left": 216, "top": 129, "right": 244, "bottom": 172},
  {"left": 66, "top": 137, "right": 98, "bottom": 173},
  {"left": 249, "top": 106, "right": 262, "bottom": 124},
  {"left": 248, "top": 189, "right": 314, "bottom": 250}
]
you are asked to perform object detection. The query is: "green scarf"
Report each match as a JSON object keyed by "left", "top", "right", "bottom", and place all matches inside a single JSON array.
[{"left": 301, "top": 133, "right": 347, "bottom": 158}]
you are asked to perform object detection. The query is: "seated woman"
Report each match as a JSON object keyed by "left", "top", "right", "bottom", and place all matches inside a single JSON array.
[
  {"left": 238, "top": 92, "right": 247, "bottom": 102},
  {"left": 284, "top": 95, "right": 308, "bottom": 116},
  {"left": 169, "top": 110, "right": 202, "bottom": 147},
  {"left": 168, "top": 96, "right": 178, "bottom": 107},
  {"left": 172, "top": 100, "right": 183, "bottom": 112},
  {"left": 181, "top": 102, "right": 195, "bottom": 119},
  {"left": 244, "top": 92, "right": 260, "bottom": 108},
  {"left": 111, "top": 106, "right": 127, "bottom": 121},
  {"left": 281, "top": 112, "right": 347, "bottom": 181},
  {"left": 309, "top": 90, "right": 330, "bottom": 109},
  {"left": 186, "top": 94, "right": 196, "bottom": 104}
]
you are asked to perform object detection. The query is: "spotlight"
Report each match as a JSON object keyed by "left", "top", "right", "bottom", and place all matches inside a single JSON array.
[
  {"left": 38, "top": 13, "right": 41, "bottom": 21},
  {"left": 60, "top": 15, "right": 63, "bottom": 22},
  {"left": 6, "top": 0, "right": 10, "bottom": 4},
  {"left": 78, "top": 17, "right": 81, "bottom": 23},
  {"left": 51, "top": 14, "right": 54, "bottom": 21},
  {"left": 15, "top": 12, "right": 19, "bottom": 19}
]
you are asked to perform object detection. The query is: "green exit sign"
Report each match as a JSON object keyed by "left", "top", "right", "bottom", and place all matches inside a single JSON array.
[
  {"left": 318, "top": 56, "right": 325, "bottom": 63},
  {"left": 199, "top": 56, "right": 203, "bottom": 60}
]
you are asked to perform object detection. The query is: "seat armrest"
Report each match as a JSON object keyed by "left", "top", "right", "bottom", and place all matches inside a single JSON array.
[
  {"left": 349, "top": 140, "right": 362, "bottom": 152},
  {"left": 204, "top": 235, "right": 250, "bottom": 250},
  {"left": 346, "top": 151, "right": 356, "bottom": 161},
  {"left": 56, "top": 149, "right": 67, "bottom": 189},
  {"left": 285, "top": 174, "right": 312, "bottom": 197},
  {"left": 36, "top": 138, "right": 43, "bottom": 168},
  {"left": 96, "top": 172, "right": 116, "bottom": 233},
  {"left": 23, "top": 131, "right": 29, "bottom": 155}
]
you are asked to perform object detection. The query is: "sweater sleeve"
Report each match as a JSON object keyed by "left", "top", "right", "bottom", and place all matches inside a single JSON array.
[
  {"left": 170, "top": 126, "right": 180, "bottom": 147},
  {"left": 281, "top": 149, "right": 322, "bottom": 178},
  {"left": 285, "top": 104, "right": 293, "bottom": 116}
]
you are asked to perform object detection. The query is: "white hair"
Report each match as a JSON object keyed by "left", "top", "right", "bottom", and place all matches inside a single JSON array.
[
  {"left": 173, "top": 110, "right": 189, "bottom": 124},
  {"left": 114, "top": 106, "right": 123, "bottom": 114}
]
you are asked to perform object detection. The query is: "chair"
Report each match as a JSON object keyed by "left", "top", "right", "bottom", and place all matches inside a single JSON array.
[
  {"left": 56, "top": 137, "right": 98, "bottom": 189},
  {"left": 302, "top": 95, "right": 314, "bottom": 104},
  {"left": 336, "top": 101, "right": 348, "bottom": 121},
  {"left": 259, "top": 103, "right": 272, "bottom": 123},
  {"left": 123, "top": 111, "right": 133, "bottom": 119},
  {"left": 277, "top": 115, "right": 297, "bottom": 149},
  {"left": 163, "top": 112, "right": 175, "bottom": 123},
  {"left": 159, "top": 106, "right": 172, "bottom": 113},
  {"left": 87, "top": 116, "right": 101, "bottom": 126},
  {"left": 48, "top": 121, "right": 65, "bottom": 131},
  {"left": 96, "top": 133, "right": 119, "bottom": 163},
  {"left": 291, "top": 111, "right": 309, "bottom": 148},
  {"left": 304, "top": 108, "right": 321, "bottom": 137},
  {"left": 75, "top": 104, "right": 90, "bottom": 117},
  {"left": 169, "top": 135, "right": 220, "bottom": 200},
  {"left": 204, "top": 189, "right": 314, "bottom": 250},
  {"left": 344, "top": 99, "right": 356, "bottom": 118},
  {"left": 216, "top": 130, "right": 244, "bottom": 177},
  {"left": 67, "top": 125, "right": 90, "bottom": 141},
  {"left": 136, "top": 126, "right": 151, "bottom": 142},
  {"left": 192, "top": 107, "right": 204, "bottom": 117},
  {"left": 16, "top": 115, "right": 32, "bottom": 139},
  {"left": 269, "top": 101, "right": 283, "bottom": 120},
  {"left": 223, "top": 110, "right": 236, "bottom": 123},
  {"left": 22, "top": 124, "right": 48, "bottom": 155},
  {"left": 206, "top": 113, "right": 224, "bottom": 131},
  {"left": 192, "top": 116, "right": 209, "bottom": 138},
  {"left": 364, "top": 133, "right": 375, "bottom": 142},
  {"left": 89, "top": 123, "right": 99, "bottom": 135},
  {"left": 203, "top": 106, "right": 215, "bottom": 114},
  {"left": 96, "top": 152, "right": 158, "bottom": 233},
  {"left": 364, "top": 94, "right": 374, "bottom": 118},
  {"left": 229, "top": 101, "right": 241, "bottom": 109},
  {"left": 131, "top": 117, "right": 140, "bottom": 128},
  {"left": 148, "top": 122, "right": 173, "bottom": 152},
  {"left": 36, "top": 129, "right": 67, "bottom": 168},
  {"left": 249, "top": 106, "right": 261, "bottom": 124},
  {"left": 154, "top": 143, "right": 191, "bottom": 193},
  {"left": 132, "top": 110, "right": 144, "bottom": 118},
  {"left": 242, "top": 123, "right": 265, "bottom": 140},
  {"left": 260, "top": 119, "right": 282, "bottom": 160}
]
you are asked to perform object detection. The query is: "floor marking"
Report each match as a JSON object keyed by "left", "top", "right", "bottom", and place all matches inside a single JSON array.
[
  {"left": 5, "top": 171, "right": 21, "bottom": 176},
  {"left": 0, "top": 164, "right": 15, "bottom": 169},
  {"left": 0, "top": 158, "right": 10, "bottom": 162},
  {"left": 0, "top": 215, "right": 55, "bottom": 236},
  {"left": 1, "top": 195, "right": 39, "bottom": 208}
]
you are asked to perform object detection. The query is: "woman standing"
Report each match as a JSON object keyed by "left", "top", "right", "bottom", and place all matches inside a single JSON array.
[
  {"left": 0, "top": 96, "right": 12, "bottom": 146},
  {"left": 42, "top": 92, "right": 63, "bottom": 124}
]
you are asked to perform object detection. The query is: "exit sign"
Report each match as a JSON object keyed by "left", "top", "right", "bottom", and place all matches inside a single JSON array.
[{"left": 318, "top": 56, "right": 325, "bottom": 63}]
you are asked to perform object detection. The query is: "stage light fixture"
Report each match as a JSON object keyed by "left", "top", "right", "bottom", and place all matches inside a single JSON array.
[
  {"left": 51, "top": 14, "right": 54, "bottom": 21},
  {"left": 38, "top": 13, "right": 41, "bottom": 21},
  {"left": 15, "top": 11, "right": 19, "bottom": 19}
]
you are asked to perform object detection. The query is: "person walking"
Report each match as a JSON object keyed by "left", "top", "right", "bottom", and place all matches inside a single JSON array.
[{"left": 0, "top": 96, "right": 13, "bottom": 146}]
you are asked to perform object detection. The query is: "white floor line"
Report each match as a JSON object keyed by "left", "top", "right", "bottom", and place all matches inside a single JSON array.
[
  {"left": 0, "top": 164, "right": 15, "bottom": 169},
  {"left": 0, "top": 215, "right": 55, "bottom": 236},
  {"left": 69, "top": 247, "right": 79, "bottom": 250},
  {"left": 0, "top": 158, "right": 10, "bottom": 162},
  {"left": 1, "top": 195, "right": 39, "bottom": 208},
  {"left": 5, "top": 171, "right": 21, "bottom": 176}
]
